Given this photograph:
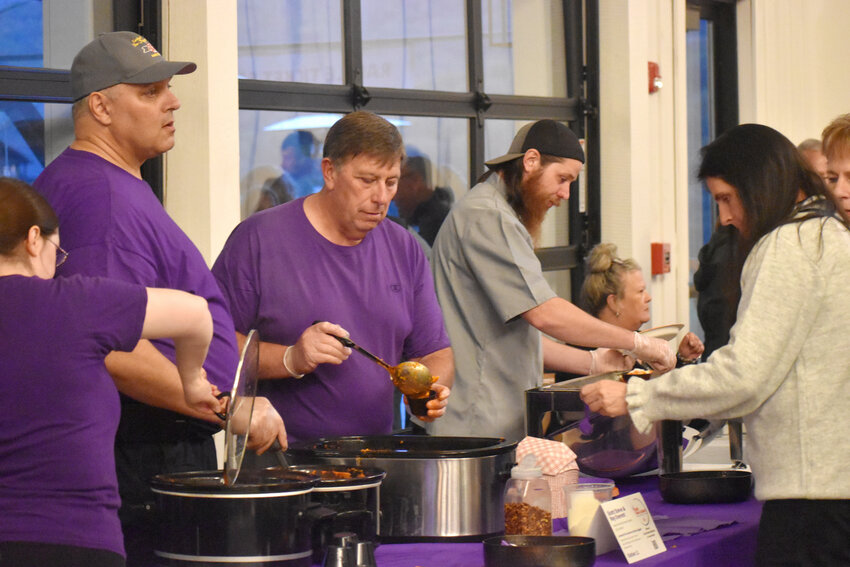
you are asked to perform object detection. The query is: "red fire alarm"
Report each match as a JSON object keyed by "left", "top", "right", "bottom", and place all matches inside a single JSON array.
[
  {"left": 648, "top": 62, "right": 662, "bottom": 94},
  {"left": 651, "top": 242, "right": 670, "bottom": 275}
]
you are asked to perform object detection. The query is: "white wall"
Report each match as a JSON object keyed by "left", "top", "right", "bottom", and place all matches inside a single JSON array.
[
  {"left": 161, "top": 0, "right": 241, "bottom": 265},
  {"left": 598, "top": 0, "right": 850, "bottom": 334},
  {"left": 598, "top": 0, "right": 689, "bottom": 330},
  {"left": 738, "top": 0, "right": 850, "bottom": 143}
]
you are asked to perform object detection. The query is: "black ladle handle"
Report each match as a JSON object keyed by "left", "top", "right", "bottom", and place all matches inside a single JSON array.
[
  {"left": 313, "top": 320, "right": 393, "bottom": 371},
  {"left": 335, "top": 336, "right": 390, "bottom": 368},
  {"left": 214, "top": 391, "right": 230, "bottom": 421},
  {"left": 271, "top": 439, "right": 289, "bottom": 467}
]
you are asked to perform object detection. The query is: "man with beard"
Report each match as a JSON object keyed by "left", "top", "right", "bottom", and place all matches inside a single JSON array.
[{"left": 427, "top": 120, "right": 675, "bottom": 441}]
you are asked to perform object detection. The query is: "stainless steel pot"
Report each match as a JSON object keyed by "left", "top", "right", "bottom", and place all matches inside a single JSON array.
[
  {"left": 287, "top": 435, "right": 517, "bottom": 541},
  {"left": 150, "top": 468, "right": 317, "bottom": 566}
]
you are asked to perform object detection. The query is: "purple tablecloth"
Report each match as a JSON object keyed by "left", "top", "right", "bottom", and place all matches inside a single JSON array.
[{"left": 339, "top": 475, "right": 762, "bottom": 567}]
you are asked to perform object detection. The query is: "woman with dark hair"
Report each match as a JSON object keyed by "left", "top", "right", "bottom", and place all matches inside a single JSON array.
[
  {"left": 0, "top": 178, "right": 221, "bottom": 567},
  {"left": 580, "top": 124, "right": 850, "bottom": 566}
]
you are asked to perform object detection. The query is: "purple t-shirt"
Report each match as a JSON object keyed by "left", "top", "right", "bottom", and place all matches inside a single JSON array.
[
  {"left": 34, "top": 148, "right": 238, "bottom": 390},
  {"left": 212, "top": 198, "right": 450, "bottom": 443},
  {"left": 0, "top": 275, "right": 146, "bottom": 556}
]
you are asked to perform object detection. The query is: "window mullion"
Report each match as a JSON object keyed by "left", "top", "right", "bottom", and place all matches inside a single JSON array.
[{"left": 342, "top": 0, "right": 366, "bottom": 109}]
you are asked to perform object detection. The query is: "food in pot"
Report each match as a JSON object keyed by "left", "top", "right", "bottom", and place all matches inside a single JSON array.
[{"left": 310, "top": 467, "right": 364, "bottom": 480}]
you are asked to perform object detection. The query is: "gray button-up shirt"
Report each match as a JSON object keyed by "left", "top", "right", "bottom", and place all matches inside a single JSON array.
[{"left": 426, "top": 175, "right": 556, "bottom": 441}]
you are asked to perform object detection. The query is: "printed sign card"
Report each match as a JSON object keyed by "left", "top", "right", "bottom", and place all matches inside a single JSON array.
[{"left": 600, "top": 493, "right": 666, "bottom": 563}]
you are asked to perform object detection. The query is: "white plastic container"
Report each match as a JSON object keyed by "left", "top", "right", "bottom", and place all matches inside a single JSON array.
[
  {"left": 565, "top": 481, "right": 617, "bottom": 555},
  {"left": 503, "top": 454, "right": 552, "bottom": 536}
]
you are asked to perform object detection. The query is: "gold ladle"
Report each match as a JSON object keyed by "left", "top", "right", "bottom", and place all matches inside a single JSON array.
[{"left": 327, "top": 333, "right": 436, "bottom": 398}]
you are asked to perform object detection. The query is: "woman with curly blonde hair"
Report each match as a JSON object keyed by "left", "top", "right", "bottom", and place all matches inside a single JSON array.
[{"left": 580, "top": 243, "right": 703, "bottom": 362}]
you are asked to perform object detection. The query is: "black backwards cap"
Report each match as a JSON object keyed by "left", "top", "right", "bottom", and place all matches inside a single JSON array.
[{"left": 485, "top": 119, "right": 585, "bottom": 167}]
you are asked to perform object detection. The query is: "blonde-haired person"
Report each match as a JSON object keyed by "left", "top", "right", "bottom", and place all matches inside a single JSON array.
[
  {"left": 580, "top": 243, "right": 704, "bottom": 363},
  {"left": 822, "top": 113, "right": 850, "bottom": 219}
]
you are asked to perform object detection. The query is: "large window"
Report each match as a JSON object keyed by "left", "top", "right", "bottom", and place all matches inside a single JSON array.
[
  {"left": 685, "top": 1, "right": 739, "bottom": 343},
  {"left": 0, "top": 0, "right": 113, "bottom": 182},
  {"left": 0, "top": 0, "right": 160, "bottom": 188},
  {"left": 1, "top": 1, "right": 600, "bottom": 296},
  {"left": 237, "top": 0, "right": 599, "bottom": 298}
]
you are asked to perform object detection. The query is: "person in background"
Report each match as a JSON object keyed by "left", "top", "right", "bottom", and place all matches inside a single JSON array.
[
  {"left": 213, "top": 111, "right": 454, "bottom": 450},
  {"left": 693, "top": 222, "right": 741, "bottom": 360},
  {"left": 393, "top": 154, "right": 454, "bottom": 246},
  {"left": 556, "top": 242, "right": 705, "bottom": 384},
  {"left": 581, "top": 124, "right": 850, "bottom": 566},
  {"left": 255, "top": 130, "right": 324, "bottom": 212},
  {"left": 580, "top": 243, "right": 704, "bottom": 364},
  {"left": 0, "top": 178, "right": 220, "bottom": 567},
  {"left": 32, "top": 32, "right": 286, "bottom": 565},
  {"left": 427, "top": 119, "right": 675, "bottom": 441},
  {"left": 797, "top": 138, "right": 829, "bottom": 181},
  {"left": 821, "top": 113, "right": 850, "bottom": 219}
]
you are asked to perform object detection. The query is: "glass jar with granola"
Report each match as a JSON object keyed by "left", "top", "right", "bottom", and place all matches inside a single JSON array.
[{"left": 503, "top": 454, "right": 552, "bottom": 536}]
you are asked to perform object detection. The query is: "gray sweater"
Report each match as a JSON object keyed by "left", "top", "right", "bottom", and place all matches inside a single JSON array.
[{"left": 627, "top": 214, "right": 850, "bottom": 501}]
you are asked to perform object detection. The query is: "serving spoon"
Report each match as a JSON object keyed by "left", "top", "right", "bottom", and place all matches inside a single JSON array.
[{"left": 323, "top": 329, "right": 436, "bottom": 398}]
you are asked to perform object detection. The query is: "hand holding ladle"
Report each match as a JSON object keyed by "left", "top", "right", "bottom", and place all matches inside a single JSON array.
[{"left": 327, "top": 333, "right": 437, "bottom": 398}]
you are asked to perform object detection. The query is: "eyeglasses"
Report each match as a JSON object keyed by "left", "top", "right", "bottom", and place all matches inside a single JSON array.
[{"left": 48, "top": 239, "right": 69, "bottom": 268}]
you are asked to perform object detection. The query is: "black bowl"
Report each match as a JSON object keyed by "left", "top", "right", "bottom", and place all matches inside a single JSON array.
[
  {"left": 659, "top": 470, "right": 752, "bottom": 504},
  {"left": 483, "top": 535, "right": 596, "bottom": 567}
]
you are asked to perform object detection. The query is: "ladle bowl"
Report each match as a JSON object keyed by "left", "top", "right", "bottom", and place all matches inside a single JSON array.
[{"left": 391, "top": 361, "right": 437, "bottom": 398}]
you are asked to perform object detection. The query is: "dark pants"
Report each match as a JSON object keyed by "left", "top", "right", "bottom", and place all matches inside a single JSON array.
[
  {"left": 0, "top": 541, "right": 124, "bottom": 567},
  {"left": 756, "top": 499, "right": 850, "bottom": 566},
  {"left": 116, "top": 400, "right": 219, "bottom": 567}
]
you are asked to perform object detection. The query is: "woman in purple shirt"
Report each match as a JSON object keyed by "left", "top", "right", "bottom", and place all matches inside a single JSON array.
[{"left": 0, "top": 178, "right": 221, "bottom": 567}]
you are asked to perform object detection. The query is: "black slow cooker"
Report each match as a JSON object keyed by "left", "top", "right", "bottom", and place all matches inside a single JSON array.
[{"left": 151, "top": 468, "right": 317, "bottom": 566}]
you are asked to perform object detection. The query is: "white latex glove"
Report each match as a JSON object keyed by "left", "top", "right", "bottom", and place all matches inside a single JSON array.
[
  {"left": 628, "top": 331, "right": 676, "bottom": 373},
  {"left": 589, "top": 348, "right": 635, "bottom": 374}
]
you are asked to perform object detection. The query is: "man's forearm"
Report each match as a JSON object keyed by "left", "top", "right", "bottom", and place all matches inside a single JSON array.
[
  {"left": 236, "top": 331, "right": 292, "bottom": 380},
  {"left": 524, "top": 297, "right": 635, "bottom": 350},
  {"left": 415, "top": 347, "right": 454, "bottom": 389},
  {"left": 105, "top": 339, "right": 219, "bottom": 423},
  {"left": 542, "top": 337, "right": 592, "bottom": 374}
]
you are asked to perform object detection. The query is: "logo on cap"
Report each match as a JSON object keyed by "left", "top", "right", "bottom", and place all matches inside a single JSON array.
[{"left": 132, "top": 35, "right": 162, "bottom": 58}]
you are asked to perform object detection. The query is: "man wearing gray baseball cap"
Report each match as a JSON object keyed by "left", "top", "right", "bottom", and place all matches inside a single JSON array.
[
  {"left": 33, "top": 32, "right": 287, "bottom": 565},
  {"left": 70, "top": 31, "right": 196, "bottom": 101},
  {"left": 426, "top": 119, "right": 676, "bottom": 441}
]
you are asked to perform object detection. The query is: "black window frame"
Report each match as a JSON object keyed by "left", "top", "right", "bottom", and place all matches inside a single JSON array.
[
  {"left": 0, "top": 0, "right": 601, "bottom": 299},
  {"left": 0, "top": 0, "right": 165, "bottom": 199},
  {"left": 237, "top": 0, "right": 601, "bottom": 298}
]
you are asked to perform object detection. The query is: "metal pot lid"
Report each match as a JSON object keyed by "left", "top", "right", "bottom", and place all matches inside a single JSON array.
[
  {"left": 151, "top": 468, "right": 317, "bottom": 495},
  {"left": 284, "top": 464, "right": 386, "bottom": 488},
  {"left": 288, "top": 435, "right": 517, "bottom": 459},
  {"left": 221, "top": 329, "right": 259, "bottom": 486}
]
